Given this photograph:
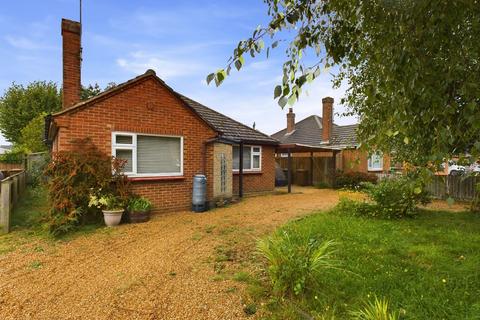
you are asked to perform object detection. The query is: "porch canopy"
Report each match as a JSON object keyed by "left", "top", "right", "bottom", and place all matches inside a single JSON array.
[{"left": 276, "top": 143, "right": 341, "bottom": 193}]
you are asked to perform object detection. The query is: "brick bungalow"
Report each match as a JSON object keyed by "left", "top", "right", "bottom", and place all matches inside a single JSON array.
[
  {"left": 272, "top": 97, "right": 400, "bottom": 185},
  {"left": 45, "top": 19, "right": 278, "bottom": 212}
]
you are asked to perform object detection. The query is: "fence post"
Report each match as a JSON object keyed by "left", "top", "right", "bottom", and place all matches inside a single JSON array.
[
  {"left": 19, "top": 171, "right": 26, "bottom": 194},
  {"left": 0, "top": 180, "right": 12, "bottom": 233},
  {"left": 11, "top": 176, "right": 18, "bottom": 206}
]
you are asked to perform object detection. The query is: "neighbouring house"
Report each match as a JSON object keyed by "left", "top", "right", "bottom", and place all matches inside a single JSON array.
[
  {"left": 271, "top": 97, "right": 399, "bottom": 186},
  {"left": 45, "top": 19, "right": 278, "bottom": 212}
]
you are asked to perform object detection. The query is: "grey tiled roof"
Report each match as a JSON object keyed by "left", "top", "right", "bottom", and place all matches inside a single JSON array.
[
  {"left": 271, "top": 115, "right": 358, "bottom": 148},
  {"left": 179, "top": 95, "right": 278, "bottom": 145}
]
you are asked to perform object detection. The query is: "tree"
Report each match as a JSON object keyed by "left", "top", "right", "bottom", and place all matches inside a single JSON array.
[
  {"left": 19, "top": 114, "right": 48, "bottom": 153},
  {"left": 0, "top": 81, "right": 61, "bottom": 144},
  {"left": 81, "top": 82, "right": 117, "bottom": 100},
  {"left": 209, "top": 0, "right": 480, "bottom": 166}
]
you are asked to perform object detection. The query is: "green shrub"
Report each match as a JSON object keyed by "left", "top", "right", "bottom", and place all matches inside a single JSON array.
[
  {"left": 336, "top": 197, "right": 376, "bottom": 217},
  {"left": 350, "top": 296, "right": 399, "bottom": 320},
  {"left": 470, "top": 182, "right": 480, "bottom": 213},
  {"left": 315, "top": 181, "right": 331, "bottom": 189},
  {"left": 127, "top": 196, "right": 153, "bottom": 212},
  {"left": 362, "top": 176, "right": 431, "bottom": 219},
  {"left": 44, "top": 138, "right": 130, "bottom": 236},
  {"left": 27, "top": 152, "right": 50, "bottom": 187},
  {"left": 333, "top": 170, "right": 378, "bottom": 189},
  {"left": 257, "top": 227, "right": 336, "bottom": 297}
]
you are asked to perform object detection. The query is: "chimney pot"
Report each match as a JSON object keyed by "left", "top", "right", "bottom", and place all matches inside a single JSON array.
[
  {"left": 286, "top": 108, "right": 295, "bottom": 134},
  {"left": 62, "top": 18, "right": 82, "bottom": 109},
  {"left": 322, "top": 97, "right": 334, "bottom": 143}
]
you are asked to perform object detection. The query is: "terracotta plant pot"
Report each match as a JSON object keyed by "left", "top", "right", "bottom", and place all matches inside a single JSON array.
[
  {"left": 102, "top": 209, "right": 124, "bottom": 227},
  {"left": 129, "top": 210, "right": 150, "bottom": 223}
]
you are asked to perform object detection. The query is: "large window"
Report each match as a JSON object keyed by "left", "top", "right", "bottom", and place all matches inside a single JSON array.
[
  {"left": 233, "top": 145, "right": 261, "bottom": 171},
  {"left": 112, "top": 132, "right": 183, "bottom": 176},
  {"left": 368, "top": 152, "right": 383, "bottom": 171}
]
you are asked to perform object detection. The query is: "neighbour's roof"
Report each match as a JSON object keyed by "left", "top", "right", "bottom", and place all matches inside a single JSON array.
[
  {"left": 271, "top": 115, "right": 358, "bottom": 149},
  {"left": 50, "top": 70, "right": 277, "bottom": 145}
]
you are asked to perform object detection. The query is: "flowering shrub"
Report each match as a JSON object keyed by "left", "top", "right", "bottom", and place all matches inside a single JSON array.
[
  {"left": 44, "top": 138, "right": 130, "bottom": 235},
  {"left": 89, "top": 192, "right": 124, "bottom": 211}
]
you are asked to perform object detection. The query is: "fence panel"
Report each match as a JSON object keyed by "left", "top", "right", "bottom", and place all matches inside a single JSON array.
[
  {"left": 427, "top": 175, "right": 479, "bottom": 201},
  {"left": 0, "top": 170, "right": 26, "bottom": 233}
]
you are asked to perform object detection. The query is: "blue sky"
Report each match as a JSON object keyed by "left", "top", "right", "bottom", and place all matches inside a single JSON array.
[{"left": 0, "top": 0, "right": 355, "bottom": 144}]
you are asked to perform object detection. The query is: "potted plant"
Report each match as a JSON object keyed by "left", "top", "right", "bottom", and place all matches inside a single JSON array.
[
  {"left": 127, "top": 196, "right": 152, "bottom": 223},
  {"left": 89, "top": 192, "right": 125, "bottom": 227}
]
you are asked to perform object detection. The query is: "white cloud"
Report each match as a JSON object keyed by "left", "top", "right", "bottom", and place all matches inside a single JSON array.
[
  {"left": 5, "top": 35, "right": 57, "bottom": 50},
  {"left": 116, "top": 51, "right": 206, "bottom": 79}
]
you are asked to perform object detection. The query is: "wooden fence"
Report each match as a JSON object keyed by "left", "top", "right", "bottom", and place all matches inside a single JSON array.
[
  {"left": 276, "top": 156, "right": 335, "bottom": 186},
  {"left": 0, "top": 170, "right": 26, "bottom": 233},
  {"left": 426, "top": 175, "right": 478, "bottom": 201}
]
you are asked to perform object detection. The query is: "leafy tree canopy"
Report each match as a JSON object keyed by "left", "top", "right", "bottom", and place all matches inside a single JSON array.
[
  {"left": 81, "top": 82, "right": 117, "bottom": 101},
  {"left": 0, "top": 81, "right": 60, "bottom": 144},
  {"left": 19, "top": 113, "right": 48, "bottom": 153},
  {"left": 209, "top": 0, "right": 480, "bottom": 166},
  {"left": 0, "top": 81, "right": 116, "bottom": 147}
]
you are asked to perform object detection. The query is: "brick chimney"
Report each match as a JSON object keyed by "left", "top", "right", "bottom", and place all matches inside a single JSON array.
[
  {"left": 62, "top": 19, "right": 82, "bottom": 109},
  {"left": 286, "top": 108, "right": 295, "bottom": 134},
  {"left": 322, "top": 97, "right": 334, "bottom": 143}
]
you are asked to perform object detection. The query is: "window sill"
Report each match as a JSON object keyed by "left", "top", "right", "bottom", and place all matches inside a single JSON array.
[
  {"left": 368, "top": 168, "right": 383, "bottom": 172},
  {"left": 233, "top": 171, "right": 263, "bottom": 175},
  {"left": 128, "top": 176, "right": 185, "bottom": 182}
]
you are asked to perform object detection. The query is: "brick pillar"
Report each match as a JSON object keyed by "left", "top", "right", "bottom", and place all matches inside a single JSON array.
[
  {"left": 286, "top": 108, "right": 295, "bottom": 133},
  {"left": 62, "top": 19, "right": 82, "bottom": 109},
  {"left": 322, "top": 97, "right": 334, "bottom": 143}
]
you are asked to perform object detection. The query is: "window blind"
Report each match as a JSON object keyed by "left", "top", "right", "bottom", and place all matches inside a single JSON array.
[{"left": 137, "top": 136, "right": 181, "bottom": 174}]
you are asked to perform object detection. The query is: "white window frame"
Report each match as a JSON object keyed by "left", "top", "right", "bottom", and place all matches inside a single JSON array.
[
  {"left": 368, "top": 152, "right": 383, "bottom": 171},
  {"left": 112, "top": 132, "right": 184, "bottom": 177},
  {"left": 233, "top": 145, "right": 262, "bottom": 172}
]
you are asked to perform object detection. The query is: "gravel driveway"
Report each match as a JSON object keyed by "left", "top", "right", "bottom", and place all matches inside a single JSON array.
[{"left": 0, "top": 187, "right": 342, "bottom": 319}]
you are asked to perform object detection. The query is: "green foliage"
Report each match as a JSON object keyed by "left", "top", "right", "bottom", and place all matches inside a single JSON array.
[
  {"left": 337, "top": 176, "right": 431, "bottom": 219},
  {"left": 470, "top": 182, "right": 480, "bottom": 213},
  {"left": 333, "top": 170, "right": 378, "bottom": 189},
  {"left": 261, "top": 209, "right": 480, "bottom": 319},
  {"left": 127, "top": 196, "right": 153, "bottom": 212},
  {"left": 44, "top": 138, "right": 130, "bottom": 236},
  {"left": 363, "top": 176, "right": 431, "bottom": 219},
  {"left": 213, "top": 1, "right": 480, "bottom": 166},
  {"left": 81, "top": 82, "right": 117, "bottom": 100},
  {"left": 350, "top": 296, "right": 399, "bottom": 320},
  {"left": 27, "top": 152, "right": 50, "bottom": 187},
  {"left": 18, "top": 114, "right": 48, "bottom": 153},
  {"left": 0, "top": 81, "right": 60, "bottom": 144},
  {"left": 315, "top": 181, "right": 331, "bottom": 189},
  {"left": 336, "top": 197, "right": 375, "bottom": 217},
  {"left": 257, "top": 227, "right": 336, "bottom": 297},
  {"left": 0, "top": 147, "right": 25, "bottom": 164},
  {"left": 11, "top": 186, "right": 48, "bottom": 229},
  {"left": 89, "top": 193, "right": 124, "bottom": 211}
]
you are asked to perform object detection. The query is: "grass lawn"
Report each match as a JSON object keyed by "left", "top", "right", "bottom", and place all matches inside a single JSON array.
[
  {"left": 0, "top": 187, "right": 104, "bottom": 255},
  {"left": 255, "top": 209, "right": 480, "bottom": 319}
]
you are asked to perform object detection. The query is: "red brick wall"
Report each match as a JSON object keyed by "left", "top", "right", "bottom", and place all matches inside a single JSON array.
[
  {"left": 53, "top": 76, "right": 217, "bottom": 212},
  {"left": 232, "top": 145, "right": 276, "bottom": 195},
  {"left": 61, "top": 19, "right": 82, "bottom": 109},
  {"left": 342, "top": 149, "right": 391, "bottom": 173}
]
